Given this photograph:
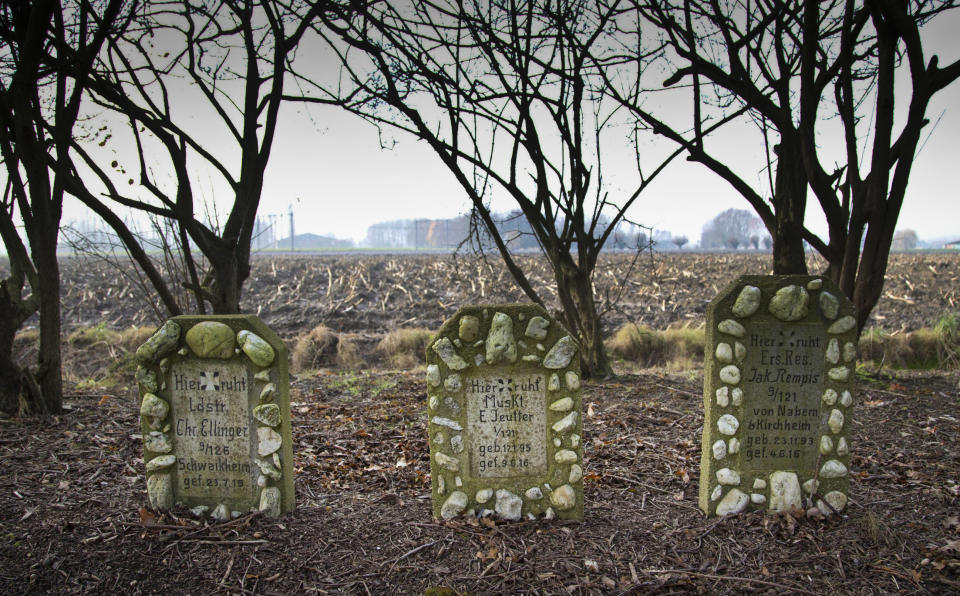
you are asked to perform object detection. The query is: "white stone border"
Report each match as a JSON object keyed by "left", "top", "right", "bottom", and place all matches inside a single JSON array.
[
  {"left": 137, "top": 320, "right": 287, "bottom": 518},
  {"left": 705, "top": 279, "right": 855, "bottom": 516},
  {"left": 428, "top": 306, "right": 584, "bottom": 521}
]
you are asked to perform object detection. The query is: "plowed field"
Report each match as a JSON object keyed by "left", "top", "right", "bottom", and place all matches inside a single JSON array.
[{"left": 53, "top": 251, "right": 960, "bottom": 339}]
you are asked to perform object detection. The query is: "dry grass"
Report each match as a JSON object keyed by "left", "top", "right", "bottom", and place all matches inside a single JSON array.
[
  {"left": 65, "top": 323, "right": 121, "bottom": 347},
  {"left": 375, "top": 327, "right": 434, "bottom": 369},
  {"left": 291, "top": 324, "right": 341, "bottom": 372},
  {"left": 605, "top": 323, "right": 705, "bottom": 369},
  {"left": 291, "top": 324, "right": 367, "bottom": 372},
  {"left": 334, "top": 335, "right": 364, "bottom": 369},
  {"left": 119, "top": 326, "right": 156, "bottom": 352},
  {"left": 858, "top": 315, "right": 960, "bottom": 370}
]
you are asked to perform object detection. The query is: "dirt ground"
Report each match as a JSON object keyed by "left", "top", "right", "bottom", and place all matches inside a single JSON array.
[
  {"left": 0, "top": 369, "right": 958, "bottom": 594},
  {"left": 51, "top": 251, "right": 960, "bottom": 340},
  {"left": 0, "top": 251, "right": 959, "bottom": 594}
]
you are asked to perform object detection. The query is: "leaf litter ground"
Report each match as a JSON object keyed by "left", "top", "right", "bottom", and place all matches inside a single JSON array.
[{"left": 1, "top": 368, "right": 958, "bottom": 594}]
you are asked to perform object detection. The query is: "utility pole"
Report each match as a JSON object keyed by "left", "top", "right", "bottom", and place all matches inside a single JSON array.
[{"left": 289, "top": 204, "right": 295, "bottom": 251}]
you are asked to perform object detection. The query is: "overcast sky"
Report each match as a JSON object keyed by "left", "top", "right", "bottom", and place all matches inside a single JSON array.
[{"left": 63, "top": 8, "right": 960, "bottom": 246}]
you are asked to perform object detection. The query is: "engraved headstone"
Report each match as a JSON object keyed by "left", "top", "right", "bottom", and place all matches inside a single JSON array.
[
  {"left": 136, "top": 315, "right": 294, "bottom": 518},
  {"left": 427, "top": 305, "right": 583, "bottom": 521},
  {"left": 700, "top": 276, "right": 856, "bottom": 517}
]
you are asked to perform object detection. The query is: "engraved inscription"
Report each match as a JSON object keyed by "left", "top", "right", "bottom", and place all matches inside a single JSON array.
[
  {"left": 741, "top": 324, "right": 824, "bottom": 471},
  {"left": 170, "top": 361, "right": 257, "bottom": 501},
  {"left": 466, "top": 374, "right": 547, "bottom": 478}
]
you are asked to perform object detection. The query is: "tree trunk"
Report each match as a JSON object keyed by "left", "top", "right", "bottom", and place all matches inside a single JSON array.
[
  {"left": 207, "top": 248, "right": 244, "bottom": 315},
  {"left": 0, "top": 287, "right": 25, "bottom": 415},
  {"left": 554, "top": 259, "right": 612, "bottom": 380},
  {"left": 851, "top": 205, "right": 899, "bottom": 334},
  {"left": 34, "top": 243, "right": 62, "bottom": 414},
  {"left": 770, "top": 141, "right": 809, "bottom": 274}
]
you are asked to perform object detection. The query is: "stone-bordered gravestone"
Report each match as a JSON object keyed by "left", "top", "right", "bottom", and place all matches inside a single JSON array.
[
  {"left": 136, "top": 315, "right": 294, "bottom": 518},
  {"left": 700, "top": 276, "right": 857, "bottom": 517},
  {"left": 427, "top": 304, "right": 584, "bottom": 521}
]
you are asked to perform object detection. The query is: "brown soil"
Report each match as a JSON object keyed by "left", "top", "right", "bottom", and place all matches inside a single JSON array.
[
  {"left": 0, "top": 370, "right": 958, "bottom": 594},
  {"left": 0, "top": 252, "right": 958, "bottom": 594},
  {"left": 50, "top": 251, "right": 960, "bottom": 340}
]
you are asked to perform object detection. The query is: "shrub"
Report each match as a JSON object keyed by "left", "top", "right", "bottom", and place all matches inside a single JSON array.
[
  {"left": 291, "top": 324, "right": 340, "bottom": 372},
  {"left": 934, "top": 313, "right": 959, "bottom": 369},
  {"left": 605, "top": 323, "right": 704, "bottom": 369},
  {"left": 66, "top": 323, "right": 120, "bottom": 347},
  {"left": 605, "top": 323, "right": 663, "bottom": 364},
  {"left": 661, "top": 326, "right": 706, "bottom": 370},
  {"left": 858, "top": 316, "right": 960, "bottom": 370},
  {"left": 120, "top": 326, "right": 157, "bottom": 353},
  {"left": 376, "top": 328, "right": 434, "bottom": 369}
]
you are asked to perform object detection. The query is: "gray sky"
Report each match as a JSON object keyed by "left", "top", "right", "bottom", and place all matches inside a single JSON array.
[{"left": 63, "top": 8, "right": 960, "bottom": 246}]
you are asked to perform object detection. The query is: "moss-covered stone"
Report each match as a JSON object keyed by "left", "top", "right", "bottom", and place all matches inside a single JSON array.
[
  {"left": 819, "top": 292, "right": 840, "bottom": 320},
  {"left": 700, "top": 275, "right": 855, "bottom": 517},
  {"left": 427, "top": 304, "right": 583, "bottom": 521},
  {"left": 440, "top": 491, "right": 468, "bottom": 520},
  {"left": 431, "top": 337, "right": 468, "bottom": 371},
  {"left": 768, "top": 285, "right": 809, "bottom": 321},
  {"left": 525, "top": 316, "right": 550, "bottom": 340},
  {"left": 185, "top": 321, "right": 236, "bottom": 359},
  {"left": 253, "top": 403, "right": 281, "bottom": 427},
  {"left": 485, "top": 312, "right": 517, "bottom": 364},
  {"left": 140, "top": 393, "right": 169, "bottom": 419},
  {"left": 259, "top": 486, "right": 281, "bottom": 517},
  {"left": 550, "top": 484, "right": 577, "bottom": 511},
  {"left": 147, "top": 472, "right": 174, "bottom": 509},
  {"left": 136, "top": 321, "right": 181, "bottom": 364},
  {"left": 731, "top": 285, "right": 761, "bottom": 318},
  {"left": 136, "top": 315, "right": 294, "bottom": 517},
  {"left": 543, "top": 336, "right": 577, "bottom": 369},
  {"left": 145, "top": 454, "right": 176, "bottom": 472},
  {"left": 144, "top": 431, "right": 172, "bottom": 454},
  {"left": 237, "top": 330, "right": 276, "bottom": 367},
  {"left": 136, "top": 366, "right": 158, "bottom": 393},
  {"left": 458, "top": 315, "right": 480, "bottom": 342}
]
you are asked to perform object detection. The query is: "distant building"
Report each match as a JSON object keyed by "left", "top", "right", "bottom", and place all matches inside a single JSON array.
[{"left": 945, "top": 240, "right": 960, "bottom": 250}]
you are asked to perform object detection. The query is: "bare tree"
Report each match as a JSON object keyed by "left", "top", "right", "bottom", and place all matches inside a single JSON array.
[
  {"left": 891, "top": 229, "right": 919, "bottom": 251},
  {"left": 607, "top": 0, "right": 960, "bottom": 331},
  {"left": 75, "top": 0, "right": 332, "bottom": 314},
  {"left": 313, "top": 0, "right": 706, "bottom": 377},
  {"left": 0, "top": 0, "right": 128, "bottom": 413},
  {"left": 701, "top": 208, "right": 763, "bottom": 250}
]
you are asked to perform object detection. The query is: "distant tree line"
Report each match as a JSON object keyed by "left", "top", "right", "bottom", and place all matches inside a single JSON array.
[{"left": 701, "top": 209, "right": 772, "bottom": 250}]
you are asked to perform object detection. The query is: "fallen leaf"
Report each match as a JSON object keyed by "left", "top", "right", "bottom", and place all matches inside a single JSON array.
[
  {"left": 940, "top": 540, "right": 960, "bottom": 555},
  {"left": 479, "top": 517, "right": 496, "bottom": 529},
  {"left": 98, "top": 395, "right": 111, "bottom": 406},
  {"left": 139, "top": 507, "right": 158, "bottom": 526}
]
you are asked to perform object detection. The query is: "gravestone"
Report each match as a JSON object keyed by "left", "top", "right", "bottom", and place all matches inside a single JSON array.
[
  {"left": 700, "top": 276, "right": 856, "bottom": 517},
  {"left": 136, "top": 315, "right": 294, "bottom": 518},
  {"left": 427, "top": 304, "right": 584, "bottom": 521}
]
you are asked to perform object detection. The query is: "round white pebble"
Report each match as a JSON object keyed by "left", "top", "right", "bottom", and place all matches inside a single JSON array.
[{"left": 717, "top": 414, "right": 740, "bottom": 436}]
